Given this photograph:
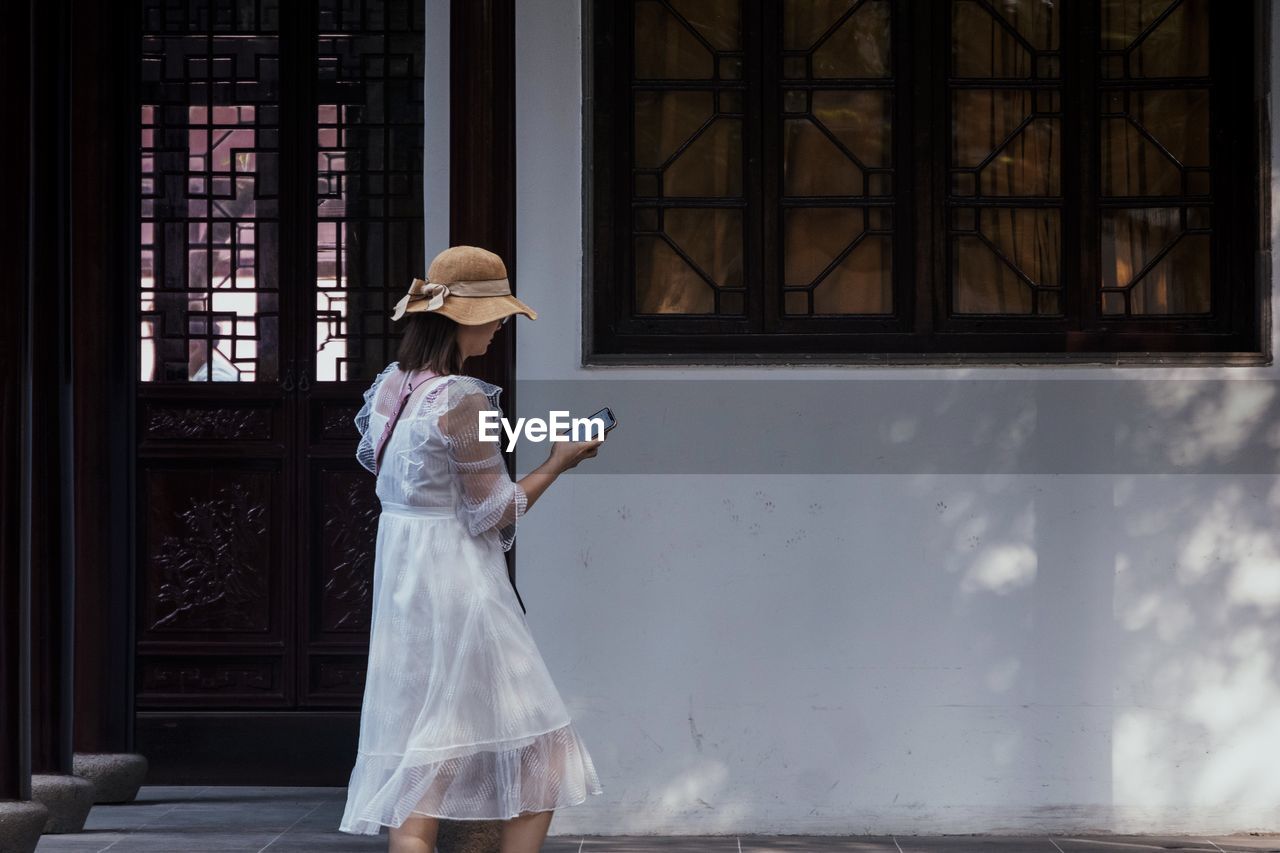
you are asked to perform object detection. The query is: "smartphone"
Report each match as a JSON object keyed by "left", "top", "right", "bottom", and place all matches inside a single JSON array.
[
  {"left": 554, "top": 407, "right": 617, "bottom": 441},
  {"left": 586, "top": 406, "right": 617, "bottom": 435}
]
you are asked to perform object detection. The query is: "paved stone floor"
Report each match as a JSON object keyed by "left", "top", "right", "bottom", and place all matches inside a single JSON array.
[{"left": 32, "top": 787, "right": 1280, "bottom": 853}]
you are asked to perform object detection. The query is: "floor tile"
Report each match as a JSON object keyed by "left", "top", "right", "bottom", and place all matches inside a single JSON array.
[
  {"left": 1056, "top": 837, "right": 1280, "bottom": 852},
  {"left": 30, "top": 788, "right": 1280, "bottom": 853}
]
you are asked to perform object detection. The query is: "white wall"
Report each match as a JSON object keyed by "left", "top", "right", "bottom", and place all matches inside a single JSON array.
[
  {"left": 423, "top": 0, "right": 450, "bottom": 261},
  {"left": 502, "top": 0, "right": 1280, "bottom": 836}
]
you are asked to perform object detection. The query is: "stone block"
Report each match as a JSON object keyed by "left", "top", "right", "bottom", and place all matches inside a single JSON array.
[
  {"left": 72, "top": 753, "right": 148, "bottom": 804},
  {"left": 0, "top": 800, "right": 48, "bottom": 853},
  {"left": 29, "top": 774, "right": 94, "bottom": 834}
]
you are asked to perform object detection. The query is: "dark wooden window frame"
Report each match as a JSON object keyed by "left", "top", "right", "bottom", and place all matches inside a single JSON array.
[{"left": 584, "top": 0, "right": 1271, "bottom": 365}]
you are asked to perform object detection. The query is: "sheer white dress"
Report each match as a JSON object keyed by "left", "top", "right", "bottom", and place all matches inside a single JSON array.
[{"left": 339, "top": 363, "right": 603, "bottom": 835}]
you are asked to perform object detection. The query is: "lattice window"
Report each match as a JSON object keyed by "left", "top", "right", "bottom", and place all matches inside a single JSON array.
[
  {"left": 315, "top": 0, "right": 425, "bottom": 382},
  {"left": 1098, "top": 0, "right": 1211, "bottom": 316},
  {"left": 630, "top": 1, "right": 746, "bottom": 316},
  {"left": 589, "top": 0, "right": 1262, "bottom": 360},
  {"left": 948, "top": 0, "right": 1063, "bottom": 317},
  {"left": 781, "top": 0, "right": 894, "bottom": 317},
  {"left": 139, "top": 0, "right": 282, "bottom": 382},
  {"left": 137, "top": 0, "right": 424, "bottom": 384}
]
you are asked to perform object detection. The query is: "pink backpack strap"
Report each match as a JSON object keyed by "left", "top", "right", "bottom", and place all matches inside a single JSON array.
[{"left": 372, "top": 369, "right": 442, "bottom": 475}]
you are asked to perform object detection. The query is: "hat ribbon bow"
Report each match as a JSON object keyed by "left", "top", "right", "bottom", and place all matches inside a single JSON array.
[
  {"left": 392, "top": 279, "right": 449, "bottom": 320},
  {"left": 392, "top": 276, "right": 512, "bottom": 320},
  {"left": 416, "top": 281, "right": 450, "bottom": 312}
]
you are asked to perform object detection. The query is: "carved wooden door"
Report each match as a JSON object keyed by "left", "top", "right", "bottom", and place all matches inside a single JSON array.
[{"left": 132, "top": 0, "right": 432, "bottom": 782}]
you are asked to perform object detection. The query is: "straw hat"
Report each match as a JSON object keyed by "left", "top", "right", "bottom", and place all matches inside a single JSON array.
[{"left": 391, "top": 245, "right": 537, "bottom": 325}]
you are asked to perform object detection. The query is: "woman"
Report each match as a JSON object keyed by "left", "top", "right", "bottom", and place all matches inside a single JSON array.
[{"left": 339, "top": 246, "right": 604, "bottom": 852}]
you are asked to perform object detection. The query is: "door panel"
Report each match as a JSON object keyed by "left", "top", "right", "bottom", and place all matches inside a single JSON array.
[
  {"left": 135, "top": 390, "right": 294, "bottom": 715},
  {"left": 141, "top": 468, "right": 279, "bottom": 636},
  {"left": 296, "top": 0, "right": 428, "bottom": 717},
  {"left": 134, "top": 0, "right": 428, "bottom": 781},
  {"left": 300, "top": 458, "right": 378, "bottom": 701},
  {"left": 299, "top": 433, "right": 382, "bottom": 709}
]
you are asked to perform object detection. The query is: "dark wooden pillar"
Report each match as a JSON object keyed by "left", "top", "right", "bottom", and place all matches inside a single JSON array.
[
  {"left": 450, "top": 0, "right": 521, "bottom": 627},
  {"left": 27, "top": 0, "right": 77, "bottom": 781},
  {"left": 69, "top": 0, "right": 135, "bottom": 758},
  {"left": 0, "top": 0, "right": 35, "bottom": 807},
  {"left": 450, "top": 0, "right": 517, "bottom": 391}
]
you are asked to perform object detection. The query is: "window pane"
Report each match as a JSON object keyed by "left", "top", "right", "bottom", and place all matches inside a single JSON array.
[
  {"left": 1101, "top": 89, "right": 1209, "bottom": 197},
  {"left": 953, "top": 0, "right": 1059, "bottom": 79},
  {"left": 783, "top": 208, "right": 892, "bottom": 315},
  {"left": 1099, "top": 0, "right": 1212, "bottom": 316},
  {"left": 780, "top": 0, "right": 893, "bottom": 316},
  {"left": 952, "top": 90, "right": 1060, "bottom": 197},
  {"left": 635, "top": 0, "right": 741, "bottom": 79},
  {"left": 1100, "top": 0, "right": 1208, "bottom": 78},
  {"left": 952, "top": 208, "right": 1061, "bottom": 315},
  {"left": 664, "top": 117, "right": 744, "bottom": 197},
  {"left": 783, "top": 90, "right": 891, "bottom": 197},
  {"left": 139, "top": 5, "right": 281, "bottom": 382},
  {"left": 949, "top": 1, "right": 1062, "bottom": 317},
  {"left": 635, "top": 208, "right": 743, "bottom": 314},
  {"left": 669, "top": 0, "right": 741, "bottom": 50},
  {"left": 1101, "top": 208, "right": 1210, "bottom": 316},
  {"left": 634, "top": 91, "right": 715, "bottom": 168},
  {"left": 780, "top": 0, "right": 891, "bottom": 79}
]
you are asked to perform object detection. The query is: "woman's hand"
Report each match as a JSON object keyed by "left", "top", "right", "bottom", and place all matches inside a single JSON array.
[
  {"left": 548, "top": 436, "right": 604, "bottom": 473},
  {"left": 518, "top": 434, "right": 606, "bottom": 512}
]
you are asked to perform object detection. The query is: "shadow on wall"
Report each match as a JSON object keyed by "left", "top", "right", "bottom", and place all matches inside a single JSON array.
[{"left": 515, "top": 378, "right": 1279, "bottom": 833}]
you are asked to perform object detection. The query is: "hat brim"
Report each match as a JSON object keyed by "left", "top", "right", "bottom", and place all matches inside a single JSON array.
[{"left": 402, "top": 293, "right": 537, "bottom": 325}]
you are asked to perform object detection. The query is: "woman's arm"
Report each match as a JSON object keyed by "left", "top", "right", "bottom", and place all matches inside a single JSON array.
[
  {"left": 517, "top": 437, "right": 603, "bottom": 511},
  {"left": 437, "top": 380, "right": 605, "bottom": 546}
]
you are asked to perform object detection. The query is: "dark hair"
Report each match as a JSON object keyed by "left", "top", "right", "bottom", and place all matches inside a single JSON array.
[{"left": 396, "top": 312, "right": 463, "bottom": 375}]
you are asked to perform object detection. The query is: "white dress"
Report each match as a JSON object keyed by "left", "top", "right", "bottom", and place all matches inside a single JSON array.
[{"left": 339, "top": 363, "right": 603, "bottom": 835}]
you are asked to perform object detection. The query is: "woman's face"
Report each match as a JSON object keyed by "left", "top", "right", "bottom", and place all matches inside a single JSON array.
[{"left": 455, "top": 318, "right": 504, "bottom": 361}]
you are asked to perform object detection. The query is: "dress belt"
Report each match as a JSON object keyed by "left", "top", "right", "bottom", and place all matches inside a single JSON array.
[
  {"left": 378, "top": 501, "right": 529, "bottom": 616},
  {"left": 380, "top": 501, "right": 456, "bottom": 518}
]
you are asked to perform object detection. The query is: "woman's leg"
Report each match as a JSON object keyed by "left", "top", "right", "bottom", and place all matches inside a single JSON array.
[
  {"left": 499, "top": 809, "right": 554, "bottom": 853},
  {"left": 388, "top": 815, "right": 439, "bottom": 853}
]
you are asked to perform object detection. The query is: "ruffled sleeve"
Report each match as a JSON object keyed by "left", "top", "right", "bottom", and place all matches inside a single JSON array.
[
  {"left": 354, "top": 361, "right": 401, "bottom": 474},
  {"left": 431, "top": 375, "right": 526, "bottom": 551}
]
